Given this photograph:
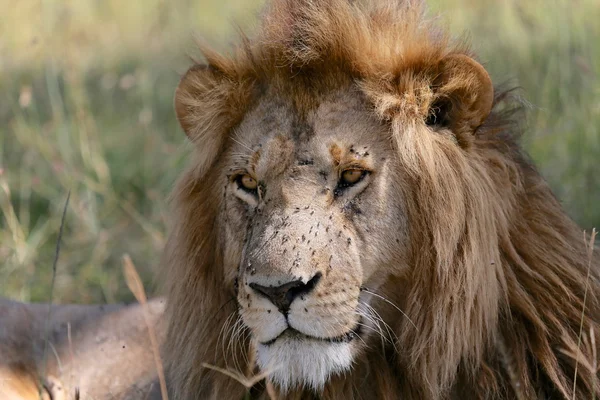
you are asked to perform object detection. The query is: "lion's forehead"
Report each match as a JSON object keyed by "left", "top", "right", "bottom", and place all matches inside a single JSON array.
[{"left": 230, "top": 90, "right": 389, "bottom": 176}]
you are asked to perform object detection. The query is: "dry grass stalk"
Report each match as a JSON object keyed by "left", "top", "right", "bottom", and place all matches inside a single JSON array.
[
  {"left": 561, "top": 328, "right": 599, "bottom": 377},
  {"left": 123, "top": 254, "right": 169, "bottom": 400},
  {"left": 41, "top": 190, "right": 71, "bottom": 399},
  {"left": 572, "top": 228, "right": 598, "bottom": 399},
  {"left": 265, "top": 380, "right": 278, "bottom": 400},
  {"left": 66, "top": 322, "right": 80, "bottom": 399},
  {"left": 201, "top": 363, "right": 277, "bottom": 399}
]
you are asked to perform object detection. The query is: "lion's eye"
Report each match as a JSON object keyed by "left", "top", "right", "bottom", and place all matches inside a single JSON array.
[
  {"left": 334, "top": 168, "right": 369, "bottom": 197},
  {"left": 341, "top": 169, "right": 365, "bottom": 185},
  {"left": 237, "top": 174, "right": 258, "bottom": 192}
]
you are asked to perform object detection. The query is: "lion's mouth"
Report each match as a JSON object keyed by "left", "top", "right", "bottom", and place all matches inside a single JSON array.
[{"left": 261, "top": 321, "right": 363, "bottom": 346}]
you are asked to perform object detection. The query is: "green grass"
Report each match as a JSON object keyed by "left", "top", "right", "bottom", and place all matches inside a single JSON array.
[{"left": 1, "top": 0, "right": 598, "bottom": 303}]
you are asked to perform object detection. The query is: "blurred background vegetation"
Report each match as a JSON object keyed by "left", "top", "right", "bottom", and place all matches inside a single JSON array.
[{"left": 1, "top": 0, "right": 598, "bottom": 304}]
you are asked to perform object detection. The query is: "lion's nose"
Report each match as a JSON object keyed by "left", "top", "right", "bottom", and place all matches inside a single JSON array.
[{"left": 249, "top": 272, "right": 322, "bottom": 314}]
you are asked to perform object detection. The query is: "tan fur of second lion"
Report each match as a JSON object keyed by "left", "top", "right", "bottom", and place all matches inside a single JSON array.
[{"left": 0, "top": 298, "right": 164, "bottom": 400}]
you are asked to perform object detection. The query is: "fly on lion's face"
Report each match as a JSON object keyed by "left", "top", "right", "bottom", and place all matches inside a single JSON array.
[{"left": 222, "top": 92, "right": 408, "bottom": 390}]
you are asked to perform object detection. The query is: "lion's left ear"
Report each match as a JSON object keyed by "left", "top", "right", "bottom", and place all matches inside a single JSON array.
[{"left": 427, "top": 54, "right": 494, "bottom": 141}]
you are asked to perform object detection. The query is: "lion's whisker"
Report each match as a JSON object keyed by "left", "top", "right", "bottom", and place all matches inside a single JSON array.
[
  {"left": 354, "top": 306, "right": 385, "bottom": 348},
  {"left": 356, "top": 305, "right": 396, "bottom": 353},
  {"left": 361, "top": 302, "right": 399, "bottom": 343},
  {"left": 352, "top": 320, "right": 380, "bottom": 348},
  {"left": 360, "top": 287, "right": 417, "bottom": 329},
  {"left": 220, "top": 312, "right": 238, "bottom": 368},
  {"left": 361, "top": 303, "right": 400, "bottom": 353},
  {"left": 228, "top": 316, "right": 247, "bottom": 373},
  {"left": 237, "top": 324, "right": 251, "bottom": 373},
  {"left": 218, "top": 311, "right": 238, "bottom": 365}
]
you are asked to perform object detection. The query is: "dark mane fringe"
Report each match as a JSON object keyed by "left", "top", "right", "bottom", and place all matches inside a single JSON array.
[{"left": 163, "top": 0, "right": 600, "bottom": 398}]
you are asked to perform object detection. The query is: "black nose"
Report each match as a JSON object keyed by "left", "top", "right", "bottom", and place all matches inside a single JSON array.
[{"left": 249, "top": 272, "right": 322, "bottom": 314}]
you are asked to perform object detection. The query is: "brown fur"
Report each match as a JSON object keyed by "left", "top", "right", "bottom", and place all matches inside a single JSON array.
[{"left": 164, "top": 0, "right": 600, "bottom": 398}]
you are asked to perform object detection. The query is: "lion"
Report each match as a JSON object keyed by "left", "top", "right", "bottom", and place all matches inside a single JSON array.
[
  {"left": 1, "top": 0, "right": 599, "bottom": 399},
  {"left": 163, "top": 0, "right": 600, "bottom": 399}
]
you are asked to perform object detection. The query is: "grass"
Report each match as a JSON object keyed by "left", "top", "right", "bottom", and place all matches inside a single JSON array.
[{"left": 0, "top": 0, "right": 598, "bottom": 303}]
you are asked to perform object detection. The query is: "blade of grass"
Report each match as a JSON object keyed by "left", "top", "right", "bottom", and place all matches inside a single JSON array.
[
  {"left": 573, "top": 228, "right": 597, "bottom": 399},
  {"left": 123, "top": 254, "right": 169, "bottom": 400},
  {"left": 201, "top": 363, "right": 276, "bottom": 399},
  {"left": 40, "top": 189, "right": 70, "bottom": 398}
]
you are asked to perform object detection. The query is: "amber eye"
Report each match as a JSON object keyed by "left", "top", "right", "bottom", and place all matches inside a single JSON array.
[
  {"left": 237, "top": 174, "right": 258, "bottom": 191},
  {"left": 341, "top": 169, "right": 364, "bottom": 185}
]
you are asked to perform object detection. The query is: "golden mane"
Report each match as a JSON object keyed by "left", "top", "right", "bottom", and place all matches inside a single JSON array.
[{"left": 163, "top": 0, "right": 600, "bottom": 398}]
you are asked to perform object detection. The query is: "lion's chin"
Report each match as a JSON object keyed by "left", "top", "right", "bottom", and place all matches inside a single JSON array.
[{"left": 256, "top": 334, "right": 355, "bottom": 392}]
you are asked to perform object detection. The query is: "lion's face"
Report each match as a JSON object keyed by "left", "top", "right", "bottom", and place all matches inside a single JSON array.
[
  {"left": 170, "top": 7, "right": 498, "bottom": 394},
  {"left": 219, "top": 89, "right": 408, "bottom": 390}
]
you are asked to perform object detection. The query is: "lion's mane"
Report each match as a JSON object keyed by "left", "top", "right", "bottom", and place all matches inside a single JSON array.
[{"left": 162, "top": 0, "right": 600, "bottom": 398}]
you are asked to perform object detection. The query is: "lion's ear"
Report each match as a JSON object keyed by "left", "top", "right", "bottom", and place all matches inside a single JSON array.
[
  {"left": 174, "top": 63, "right": 251, "bottom": 173},
  {"left": 175, "top": 64, "right": 235, "bottom": 139},
  {"left": 427, "top": 54, "right": 494, "bottom": 139}
]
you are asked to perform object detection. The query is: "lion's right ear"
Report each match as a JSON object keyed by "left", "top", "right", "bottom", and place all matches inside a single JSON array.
[
  {"left": 174, "top": 63, "right": 252, "bottom": 173},
  {"left": 427, "top": 54, "right": 494, "bottom": 142}
]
